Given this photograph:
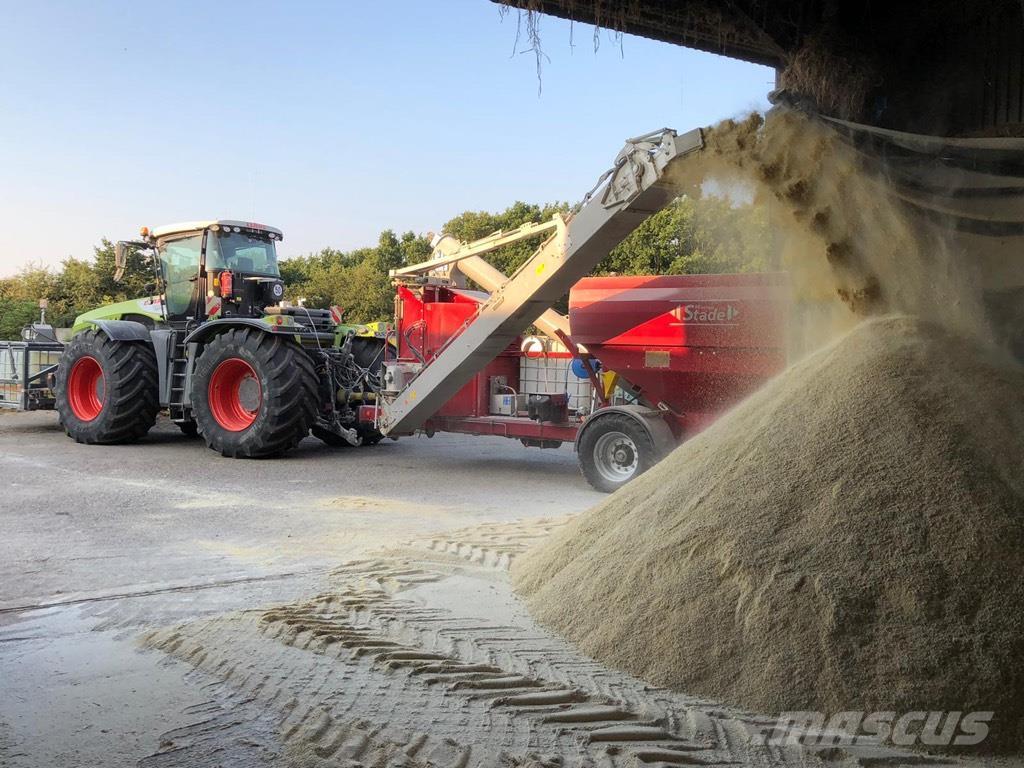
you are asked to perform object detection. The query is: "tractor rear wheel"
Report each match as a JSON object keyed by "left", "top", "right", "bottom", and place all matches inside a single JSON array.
[
  {"left": 191, "top": 329, "right": 317, "bottom": 458},
  {"left": 55, "top": 330, "right": 159, "bottom": 444}
]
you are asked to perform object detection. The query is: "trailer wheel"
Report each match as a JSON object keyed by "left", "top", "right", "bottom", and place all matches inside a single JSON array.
[
  {"left": 55, "top": 330, "right": 159, "bottom": 444},
  {"left": 192, "top": 329, "right": 317, "bottom": 458},
  {"left": 577, "top": 413, "right": 658, "bottom": 493}
]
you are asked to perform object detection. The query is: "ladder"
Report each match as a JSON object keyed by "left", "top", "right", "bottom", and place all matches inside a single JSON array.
[
  {"left": 168, "top": 332, "right": 190, "bottom": 422},
  {"left": 377, "top": 127, "right": 705, "bottom": 436}
]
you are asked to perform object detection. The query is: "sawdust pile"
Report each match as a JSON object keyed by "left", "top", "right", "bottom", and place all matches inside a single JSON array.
[{"left": 513, "top": 316, "right": 1024, "bottom": 750}]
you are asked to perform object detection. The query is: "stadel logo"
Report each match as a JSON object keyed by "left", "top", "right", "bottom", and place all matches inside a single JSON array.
[{"left": 678, "top": 302, "right": 741, "bottom": 324}]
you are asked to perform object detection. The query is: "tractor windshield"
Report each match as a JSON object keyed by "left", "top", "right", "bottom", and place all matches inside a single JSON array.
[{"left": 206, "top": 231, "right": 280, "bottom": 277}]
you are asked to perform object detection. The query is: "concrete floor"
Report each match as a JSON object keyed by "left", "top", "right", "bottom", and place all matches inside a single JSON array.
[{"left": 0, "top": 411, "right": 602, "bottom": 767}]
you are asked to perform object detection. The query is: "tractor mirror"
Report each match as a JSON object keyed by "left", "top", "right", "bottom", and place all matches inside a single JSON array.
[{"left": 114, "top": 241, "right": 128, "bottom": 282}]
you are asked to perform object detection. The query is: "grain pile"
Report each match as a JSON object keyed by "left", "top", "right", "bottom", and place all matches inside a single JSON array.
[{"left": 513, "top": 316, "right": 1024, "bottom": 750}]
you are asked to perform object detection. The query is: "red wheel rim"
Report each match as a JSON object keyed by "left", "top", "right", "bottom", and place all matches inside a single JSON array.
[
  {"left": 68, "top": 356, "right": 105, "bottom": 421},
  {"left": 208, "top": 358, "right": 261, "bottom": 431}
]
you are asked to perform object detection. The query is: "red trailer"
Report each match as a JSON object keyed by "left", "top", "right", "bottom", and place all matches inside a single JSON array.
[
  {"left": 366, "top": 128, "right": 791, "bottom": 491},
  {"left": 385, "top": 271, "right": 789, "bottom": 491}
]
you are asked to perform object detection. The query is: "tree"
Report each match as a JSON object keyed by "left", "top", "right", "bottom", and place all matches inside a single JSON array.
[
  {"left": 442, "top": 201, "right": 570, "bottom": 276},
  {"left": 3, "top": 264, "right": 58, "bottom": 304},
  {"left": 399, "top": 230, "right": 432, "bottom": 266},
  {"left": 0, "top": 299, "right": 40, "bottom": 340},
  {"left": 91, "top": 238, "right": 157, "bottom": 302},
  {"left": 281, "top": 231, "right": 432, "bottom": 322},
  {"left": 598, "top": 195, "right": 772, "bottom": 276}
]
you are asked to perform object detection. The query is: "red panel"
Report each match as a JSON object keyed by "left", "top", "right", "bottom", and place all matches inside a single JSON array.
[
  {"left": 424, "top": 302, "right": 475, "bottom": 358},
  {"left": 569, "top": 273, "right": 789, "bottom": 428},
  {"left": 569, "top": 273, "right": 789, "bottom": 350},
  {"left": 395, "top": 283, "right": 521, "bottom": 422}
]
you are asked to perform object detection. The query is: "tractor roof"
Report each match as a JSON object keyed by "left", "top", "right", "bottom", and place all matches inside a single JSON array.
[{"left": 150, "top": 220, "right": 284, "bottom": 240}]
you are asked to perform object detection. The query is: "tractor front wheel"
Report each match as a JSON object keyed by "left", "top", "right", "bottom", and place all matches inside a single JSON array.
[
  {"left": 55, "top": 330, "right": 159, "bottom": 444},
  {"left": 191, "top": 329, "right": 317, "bottom": 458}
]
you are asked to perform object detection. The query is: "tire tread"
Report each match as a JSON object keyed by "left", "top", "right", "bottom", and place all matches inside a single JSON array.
[
  {"left": 192, "top": 329, "right": 318, "bottom": 458},
  {"left": 55, "top": 330, "right": 160, "bottom": 444}
]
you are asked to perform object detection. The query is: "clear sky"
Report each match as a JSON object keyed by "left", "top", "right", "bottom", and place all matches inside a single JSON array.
[{"left": 0, "top": 0, "right": 774, "bottom": 276}]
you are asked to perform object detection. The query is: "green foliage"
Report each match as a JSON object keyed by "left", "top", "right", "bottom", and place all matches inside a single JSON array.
[
  {"left": 0, "top": 240, "right": 157, "bottom": 338},
  {"left": 1, "top": 264, "right": 58, "bottom": 304},
  {"left": 90, "top": 238, "right": 158, "bottom": 301},
  {"left": 0, "top": 197, "right": 774, "bottom": 337},
  {"left": 282, "top": 230, "right": 434, "bottom": 322},
  {"left": 443, "top": 201, "right": 571, "bottom": 276},
  {"left": 0, "top": 299, "right": 40, "bottom": 340},
  {"left": 600, "top": 195, "right": 773, "bottom": 276}
]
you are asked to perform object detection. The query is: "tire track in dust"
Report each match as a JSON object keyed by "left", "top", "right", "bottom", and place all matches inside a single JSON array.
[{"left": 141, "top": 517, "right": 953, "bottom": 768}]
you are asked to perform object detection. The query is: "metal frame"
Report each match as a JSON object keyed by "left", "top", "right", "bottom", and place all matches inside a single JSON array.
[
  {"left": 391, "top": 218, "right": 562, "bottom": 278},
  {"left": 0, "top": 340, "right": 64, "bottom": 411},
  {"left": 423, "top": 415, "right": 579, "bottom": 443}
]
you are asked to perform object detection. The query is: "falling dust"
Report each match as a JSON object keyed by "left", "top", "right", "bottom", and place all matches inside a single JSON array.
[
  {"left": 675, "top": 108, "right": 1006, "bottom": 354},
  {"left": 513, "top": 110, "right": 1024, "bottom": 752}
]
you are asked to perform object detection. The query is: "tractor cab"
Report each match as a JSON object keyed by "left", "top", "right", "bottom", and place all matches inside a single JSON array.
[{"left": 116, "top": 220, "right": 286, "bottom": 325}]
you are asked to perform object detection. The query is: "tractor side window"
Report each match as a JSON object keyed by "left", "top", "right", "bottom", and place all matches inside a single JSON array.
[{"left": 160, "top": 234, "right": 202, "bottom": 318}]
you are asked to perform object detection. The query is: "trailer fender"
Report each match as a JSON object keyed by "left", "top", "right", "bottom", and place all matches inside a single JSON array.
[
  {"left": 576, "top": 405, "right": 677, "bottom": 460},
  {"left": 84, "top": 319, "right": 152, "bottom": 342}
]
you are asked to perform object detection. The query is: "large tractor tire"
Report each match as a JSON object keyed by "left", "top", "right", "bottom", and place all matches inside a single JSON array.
[
  {"left": 577, "top": 412, "right": 658, "bottom": 493},
  {"left": 55, "top": 329, "right": 159, "bottom": 444},
  {"left": 191, "top": 328, "right": 317, "bottom": 458}
]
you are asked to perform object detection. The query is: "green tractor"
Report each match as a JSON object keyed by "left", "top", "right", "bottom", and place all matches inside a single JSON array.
[{"left": 55, "top": 220, "right": 385, "bottom": 456}]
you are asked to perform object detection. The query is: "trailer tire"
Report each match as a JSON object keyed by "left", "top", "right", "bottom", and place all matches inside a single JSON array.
[
  {"left": 192, "top": 328, "right": 317, "bottom": 458},
  {"left": 55, "top": 330, "right": 159, "bottom": 444},
  {"left": 177, "top": 420, "right": 199, "bottom": 437},
  {"left": 577, "top": 412, "right": 658, "bottom": 493}
]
